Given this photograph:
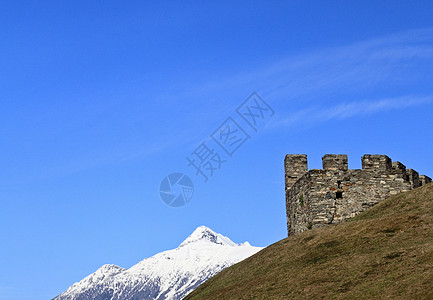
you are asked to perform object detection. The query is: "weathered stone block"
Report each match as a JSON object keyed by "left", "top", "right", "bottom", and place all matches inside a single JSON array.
[
  {"left": 362, "top": 154, "right": 392, "bottom": 171},
  {"left": 406, "top": 169, "right": 420, "bottom": 188},
  {"left": 322, "top": 154, "right": 348, "bottom": 171},
  {"left": 419, "top": 175, "right": 432, "bottom": 186}
]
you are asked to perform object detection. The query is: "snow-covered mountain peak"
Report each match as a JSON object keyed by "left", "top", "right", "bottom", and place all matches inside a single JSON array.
[
  {"left": 99, "top": 264, "right": 125, "bottom": 272},
  {"left": 83, "top": 264, "right": 126, "bottom": 282},
  {"left": 54, "top": 226, "right": 262, "bottom": 300},
  {"left": 179, "top": 225, "right": 238, "bottom": 248}
]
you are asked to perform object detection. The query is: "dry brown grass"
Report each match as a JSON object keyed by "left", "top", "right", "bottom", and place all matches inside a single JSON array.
[{"left": 186, "top": 183, "right": 433, "bottom": 300}]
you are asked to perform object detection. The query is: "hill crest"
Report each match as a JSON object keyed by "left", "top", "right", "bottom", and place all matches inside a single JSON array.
[{"left": 187, "top": 183, "right": 433, "bottom": 299}]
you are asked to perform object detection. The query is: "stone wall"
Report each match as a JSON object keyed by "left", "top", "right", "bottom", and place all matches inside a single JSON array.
[{"left": 285, "top": 154, "right": 432, "bottom": 236}]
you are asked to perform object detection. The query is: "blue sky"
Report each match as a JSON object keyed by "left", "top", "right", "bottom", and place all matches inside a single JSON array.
[{"left": 1, "top": 1, "right": 433, "bottom": 299}]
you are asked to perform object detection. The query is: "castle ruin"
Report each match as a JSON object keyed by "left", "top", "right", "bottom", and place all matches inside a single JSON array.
[{"left": 285, "top": 154, "right": 432, "bottom": 235}]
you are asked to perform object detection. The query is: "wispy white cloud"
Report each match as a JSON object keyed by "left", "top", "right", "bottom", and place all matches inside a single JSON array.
[
  {"left": 130, "top": 27, "right": 433, "bottom": 157},
  {"left": 164, "top": 28, "right": 433, "bottom": 106},
  {"left": 260, "top": 30, "right": 433, "bottom": 103},
  {"left": 159, "top": 28, "right": 433, "bottom": 142},
  {"left": 270, "top": 95, "right": 433, "bottom": 129}
]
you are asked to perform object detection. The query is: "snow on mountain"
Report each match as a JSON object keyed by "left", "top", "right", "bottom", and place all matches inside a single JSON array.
[{"left": 53, "top": 226, "right": 262, "bottom": 300}]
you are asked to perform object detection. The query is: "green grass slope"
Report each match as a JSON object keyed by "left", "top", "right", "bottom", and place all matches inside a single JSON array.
[{"left": 186, "top": 183, "right": 433, "bottom": 300}]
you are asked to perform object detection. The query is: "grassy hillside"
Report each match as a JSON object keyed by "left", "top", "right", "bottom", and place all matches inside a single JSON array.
[{"left": 186, "top": 183, "right": 433, "bottom": 300}]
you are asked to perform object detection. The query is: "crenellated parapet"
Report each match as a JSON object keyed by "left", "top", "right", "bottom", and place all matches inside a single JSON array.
[{"left": 285, "top": 154, "right": 432, "bottom": 236}]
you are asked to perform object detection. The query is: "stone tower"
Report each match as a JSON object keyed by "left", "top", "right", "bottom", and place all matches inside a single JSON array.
[{"left": 285, "top": 154, "right": 432, "bottom": 236}]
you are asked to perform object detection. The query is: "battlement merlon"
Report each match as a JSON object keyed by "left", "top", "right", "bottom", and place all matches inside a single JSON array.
[
  {"left": 406, "top": 168, "right": 420, "bottom": 188},
  {"left": 392, "top": 161, "right": 406, "bottom": 172},
  {"left": 420, "top": 175, "right": 432, "bottom": 186},
  {"left": 284, "top": 154, "right": 308, "bottom": 189},
  {"left": 322, "top": 154, "right": 348, "bottom": 171},
  {"left": 362, "top": 154, "right": 392, "bottom": 171}
]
